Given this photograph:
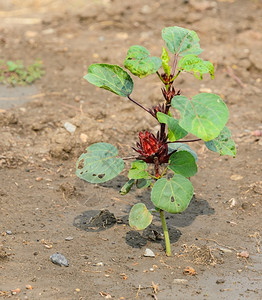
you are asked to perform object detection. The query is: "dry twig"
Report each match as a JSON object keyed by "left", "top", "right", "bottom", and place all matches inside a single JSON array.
[
  {"left": 198, "top": 237, "right": 240, "bottom": 252},
  {"left": 226, "top": 66, "right": 246, "bottom": 88},
  {"left": 249, "top": 232, "right": 261, "bottom": 253}
]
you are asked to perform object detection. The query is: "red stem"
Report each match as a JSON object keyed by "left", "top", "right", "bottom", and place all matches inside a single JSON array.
[
  {"left": 127, "top": 95, "right": 151, "bottom": 114},
  {"left": 168, "top": 138, "right": 201, "bottom": 143},
  {"left": 154, "top": 157, "right": 160, "bottom": 178}
]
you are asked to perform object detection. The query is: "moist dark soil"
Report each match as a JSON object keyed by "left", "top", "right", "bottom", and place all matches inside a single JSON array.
[{"left": 0, "top": 0, "right": 262, "bottom": 299}]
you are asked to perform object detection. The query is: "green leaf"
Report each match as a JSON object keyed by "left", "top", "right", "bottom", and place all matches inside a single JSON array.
[
  {"left": 161, "top": 26, "right": 203, "bottom": 56},
  {"left": 124, "top": 45, "right": 162, "bottom": 78},
  {"left": 76, "top": 143, "right": 124, "bottom": 183},
  {"left": 168, "top": 143, "right": 198, "bottom": 161},
  {"left": 84, "top": 64, "right": 133, "bottom": 97},
  {"left": 151, "top": 174, "right": 194, "bottom": 213},
  {"left": 172, "top": 93, "right": 229, "bottom": 141},
  {"left": 125, "top": 45, "right": 150, "bottom": 59},
  {"left": 178, "top": 54, "right": 214, "bottom": 80},
  {"left": 128, "top": 160, "right": 149, "bottom": 179},
  {"left": 7, "top": 61, "right": 18, "bottom": 71},
  {"left": 120, "top": 179, "right": 135, "bottom": 195},
  {"left": 168, "top": 151, "right": 198, "bottom": 177},
  {"left": 136, "top": 178, "right": 152, "bottom": 189},
  {"left": 161, "top": 47, "right": 171, "bottom": 76},
  {"left": 205, "top": 126, "right": 236, "bottom": 156},
  {"left": 157, "top": 112, "right": 187, "bottom": 141},
  {"left": 129, "top": 203, "right": 153, "bottom": 230}
]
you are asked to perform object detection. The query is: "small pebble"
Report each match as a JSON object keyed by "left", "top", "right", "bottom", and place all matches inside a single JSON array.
[
  {"left": 219, "top": 247, "right": 233, "bottom": 253},
  {"left": 42, "top": 28, "right": 55, "bottom": 35},
  {"left": 238, "top": 251, "right": 249, "bottom": 258},
  {"left": 6, "top": 230, "right": 12, "bottom": 235},
  {"left": 173, "top": 279, "right": 188, "bottom": 284},
  {"left": 199, "top": 87, "right": 212, "bottom": 93},
  {"left": 143, "top": 248, "right": 155, "bottom": 257},
  {"left": 50, "top": 253, "right": 69, "bottom": 267},
  {"left": 65, "top": 236, "right": 74, "bottom": 241},
  {"left": 11, "top": 288, "right": 21, "bottom": 295},
  {"left": 80, "top": 133, "right": 88, "bottom": 143},
  {"left": 64, "top": 122, "right": 76, "bottom": 133},
  {"left": 230, "top": 174, "right": 243, "bottom": 181},
  {"left": 75, "top": 288, "right": 80, "bottom": 292},
  {"left": 216, "top": 279, "right": 225, "bottom": 284}
]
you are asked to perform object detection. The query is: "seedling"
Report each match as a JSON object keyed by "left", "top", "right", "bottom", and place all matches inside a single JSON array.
[
  {"left": 76, "top": 26, "right": 236, "bottom": 256},
  {"left": 0, "top": 59, "right": 44, "bottom": 86}
]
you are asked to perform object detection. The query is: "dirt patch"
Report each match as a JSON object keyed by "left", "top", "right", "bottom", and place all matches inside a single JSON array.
[
  {"left": 73, "top": 210, "right": 117, "bottom": 232},
  {"left": 0, "top": 0, "right": 262, "bottom": 299}
]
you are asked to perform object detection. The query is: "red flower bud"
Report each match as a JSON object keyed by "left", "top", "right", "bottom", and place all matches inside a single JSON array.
[{"left": 133, "top": 131, "right": 170, "bottom": 164}]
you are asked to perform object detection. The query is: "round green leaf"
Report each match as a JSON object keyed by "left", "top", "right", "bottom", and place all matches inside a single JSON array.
[
  {"left": 172, "top": 93, "right": 229, "bottom": 141},
  {"left": 157, "top": 112, "right": 188, "bottom": 141},
  {"left": 168, "top": 143, "right": 198, "bottom": 161},
  {"left": 125, "top": 45, "right": 150, "bottom": 59},
  {"left": 124, "top": 45, "right": 162, "bottom": 78},
  {"left": 168, "top": 151, "right": 198, "bottom": 177},
  {"left": 76, "top": 143, "right": 124, "bottom": 183},
  {"left": 161, "top": 26, "right": 203, "bottom": 56},
  {"left": 205, "top": 126, "right": 236, "bottom": 156},
  {"left": 84, "top": 64, "right": 133, "bottom": 97},
  {"left": 128, "top": 160, "right": 149, "bottom": 179},
  {"left": 178, "top": 54, "right": 214, "bottom": 80},
  {"left": 151, "top": 174, "right": 194, "bottom": 213},
  {"left": 129, "top": 203, "right": 153, "bottom": 230}
]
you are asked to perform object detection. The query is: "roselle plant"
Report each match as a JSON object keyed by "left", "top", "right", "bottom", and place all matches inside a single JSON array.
[{"left": 76, "top": 26, "right": 236, "bottom": 256}]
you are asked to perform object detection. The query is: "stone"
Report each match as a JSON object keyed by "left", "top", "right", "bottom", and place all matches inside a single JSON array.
[{"left": 143, "top": 248, "right": 155, "bottom": 257}]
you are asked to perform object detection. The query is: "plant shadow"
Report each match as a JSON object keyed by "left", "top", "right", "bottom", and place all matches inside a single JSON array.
[
  {"left": 136, "top": 189, "right": 215, "bottom": 228},
  {"left": 125, "top": 225, "right": 182, "bottom": 249}
]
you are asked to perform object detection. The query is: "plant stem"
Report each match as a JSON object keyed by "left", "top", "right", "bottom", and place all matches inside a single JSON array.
[
  {"left": 156, "top": 71, "right": 165, "bottom": 84},
  {"left": 171, "top": 54, "right": 179, "bottom": 76},
  {"left": 160, "top": 123, "right": 166, "bottom": 140},
  {"left": 154, "top": 157, "right": 160, "bottom": 178},
  {"left": 167, "top": 138, "right": 201, "bottom": 143},
  {"left": 159, "top": 209, "right": 171, "bottom": 256},
  {"left": 127, "top": 95, "right": 150, "bottom": 114}
]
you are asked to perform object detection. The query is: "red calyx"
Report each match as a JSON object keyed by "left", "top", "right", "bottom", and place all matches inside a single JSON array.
[{"left": 133, "top": 131, "right": 170, "bottom": 164}]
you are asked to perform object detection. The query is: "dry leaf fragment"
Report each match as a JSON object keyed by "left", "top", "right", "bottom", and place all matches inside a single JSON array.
[
  {"left": 25, "top": 285, "right": 33, "bottom": 290},
  {"left": 229, "top": 198, "right": 237, "bottom": 208},
  {"left": 120, "top": 273, "right": 128, "bottom": 280},
  {"left": 230, "top": 174, "right": 243, "bottom": 181},
  {"left": 99, "top": 291, "right": 112, "bottom": 298},
  {"left": 183, "top": 266, "right": 197, "bottom": 276},
  {"left": 151, "top": 281, "right": 159, "bottom": 294}
]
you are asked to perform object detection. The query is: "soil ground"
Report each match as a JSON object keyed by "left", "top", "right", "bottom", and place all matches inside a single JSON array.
[{"left": 0, "top": 0, "right": 262, "bottom": 299}]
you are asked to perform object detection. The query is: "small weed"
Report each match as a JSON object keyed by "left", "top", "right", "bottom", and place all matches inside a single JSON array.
[{"left": 0, "top": 59, "right": 45, "bottom": 86}]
